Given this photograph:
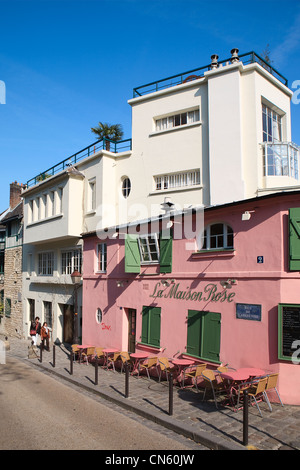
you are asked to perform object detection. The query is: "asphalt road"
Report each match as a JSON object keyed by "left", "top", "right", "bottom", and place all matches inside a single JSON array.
[{"left": 0, "top": 357, "right": 205, "bottom": 452}]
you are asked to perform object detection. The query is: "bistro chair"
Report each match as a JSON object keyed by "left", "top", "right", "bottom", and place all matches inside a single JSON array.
[
  {"left": 237, "top": 377, "right": 268, "bottom": 417},
  {"left": 94, "top": 347, "right": 105, "bottom": 366},
  {"left": 81, "top": 347, "right": 96, "bottom": 365},
  {"left": 201, "top": 369, "right": 227, "bottom": 409},
  {"left": 184, "top": 363, "right": 207, "bottom": 390},
  {"left": 71, "top": 344, "right": 80, "bottom": 362},
  {"left": 107, "top": 351, "right": 121, "bottom": 372},
  {"left": 263, "top": 373, "right": 284, "bottom": 411},
  {"left": 119, "top": 352, "right": 133, "bottom": 373},
  {"left": 139, "top": 356, "right": 158, "bottom": 379},
  {"left": 158, "top": 357, "right": 176, "bottom": 383}
]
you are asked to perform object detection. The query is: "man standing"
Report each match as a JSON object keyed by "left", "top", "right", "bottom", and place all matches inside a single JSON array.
[{"left": 35, "top": 317, "right": 41, "bottom": 346}]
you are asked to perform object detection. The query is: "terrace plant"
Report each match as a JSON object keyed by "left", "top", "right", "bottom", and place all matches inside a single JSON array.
[{"left": 91, "top": 122, "right": 123, "bottom": 151}]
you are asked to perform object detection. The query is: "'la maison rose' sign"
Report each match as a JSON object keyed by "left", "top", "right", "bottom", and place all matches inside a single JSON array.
[{"left": 150, "top": 282, "right": 235, "bottom": 303}]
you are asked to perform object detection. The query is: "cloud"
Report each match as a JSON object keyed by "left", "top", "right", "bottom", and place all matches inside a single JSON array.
[{"left": 272, "top": 12, "right": 300, "bottom": 67}]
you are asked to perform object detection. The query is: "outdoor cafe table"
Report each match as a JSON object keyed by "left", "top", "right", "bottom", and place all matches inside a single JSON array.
[
  {"left": 130, "top": 352, "right": 149, "bottom": 375},
  {"left": 220, "top": 367, "right": 266, "bottom": 410},
  {"left": 103, "top": 348, "right": 119, "bottom": 369},
  {"left": 77, "top": 345, "right": 95, "bottom": 363},
  {"left": 172, "top": 358, "right": 195, "bottom": 387}
]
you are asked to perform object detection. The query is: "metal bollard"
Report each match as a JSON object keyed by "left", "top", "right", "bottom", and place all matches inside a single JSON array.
[
  {"left": 243, "top": 389, "right": 249, "bottom": 446},
  {"left": 70, "top": 352, "right": 73, "bottom": 375},
  {"left": 95, "top": 360, "right": 98, "bottom": 385},
  {"left": 125, "top": 362, "right": 129, "bottom": 398},
  {"left": 40, "top": 346, "right": 42, "bottom": 363},
  {"left": 169, "top": 373, "right": 173, "bottom": 416},
  {"left": 52, "top": 345, "right": 55, "bottom": 367}
]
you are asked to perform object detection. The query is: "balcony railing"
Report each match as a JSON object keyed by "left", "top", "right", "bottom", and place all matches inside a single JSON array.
[
  {"left": 26, "top": 138, "right": 132, "bottom": 188},
  {"left": 262, "top": 142, "right": 299, "bottom": 179},
  {"left": 133, "top": 51, "right": 288, "bottom": 98}
]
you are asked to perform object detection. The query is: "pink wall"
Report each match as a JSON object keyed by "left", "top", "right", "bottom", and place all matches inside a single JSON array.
[{"left": 82, "top": 193, "right": 300, "bottom": 405}]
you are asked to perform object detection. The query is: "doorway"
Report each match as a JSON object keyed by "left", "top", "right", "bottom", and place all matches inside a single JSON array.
[
  {"left": 128, "top": 308, "right": 136, "bottom": 353},
  {"left": 63, "top": 304, "right": 74, "bottom": 344}
]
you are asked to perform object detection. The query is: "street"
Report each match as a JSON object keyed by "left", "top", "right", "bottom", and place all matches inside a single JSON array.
[{"left": 0, "top": 357, "right": 204, "bottom": 451}]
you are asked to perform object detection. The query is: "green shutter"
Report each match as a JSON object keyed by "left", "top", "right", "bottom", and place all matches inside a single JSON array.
[
  {"left": 201, "top": 312, "right": 221, "bottom": 362},
  {"left": 141, "top": 306, "right": 149, "bottom": 344},
  {"left": 141, "top": 306, "right": 161, "bottom": 347},
  {"left": 289, "top": 208, "right": 300, "bottom": 271},
  {"left": 186, "top": 310, "right": 201, "bottom": 356},
  {"left": 149, "top": 307, "right": 161, "bottom": 347},
  {"left": 159, "top": 230, "right": 172, "bottom": 273},
  {"left": 125, "top": 235, "right": 140, "bottom": 273}
]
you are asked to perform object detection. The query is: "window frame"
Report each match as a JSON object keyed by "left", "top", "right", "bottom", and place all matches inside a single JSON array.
[
  {"left": 61, "top": 248, "right": 82, "bottom": 275},
  {"left": 38, "top": 251, "right": 54, "bottom": 276},
  {"left": 199, "top": 223, "right": 234, "bottom": 251},
  {"left": 97, "top": 243, "right": 107, "bottom": 273},
  {"left": 141, "top": 306, "right": 161, "bottom": 348},
  {"left": 155, "top": 108, "right": 200, "bottom": 133},
  {"left": 138, "top": 233, "right": 160, "bottom": 264}
]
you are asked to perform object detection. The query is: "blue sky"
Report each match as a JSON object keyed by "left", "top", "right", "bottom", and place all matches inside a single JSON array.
[{"left": 0, "top": 0, "right": 300, "bottom": 213}]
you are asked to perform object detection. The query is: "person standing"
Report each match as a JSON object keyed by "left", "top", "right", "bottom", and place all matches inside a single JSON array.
[
  {"left": 35, "top": 317, "right": 41, "bottom": 346},
  {"left": 30, "top": 320, "right": 37, "bottom": 346},
  {"left": 41, "top": 322, "right": 51, "bottom": 351}
]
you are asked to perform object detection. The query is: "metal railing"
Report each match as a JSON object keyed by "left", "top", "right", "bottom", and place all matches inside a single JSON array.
[
  {"left": 26, "top": 138, "right": 132, "bottom": 188},
  {"left": 133, "top": 51, "right": 288, "bottom": 98}
]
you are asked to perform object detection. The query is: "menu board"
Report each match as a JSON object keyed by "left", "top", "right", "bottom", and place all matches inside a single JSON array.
[{"left": 279, "top": 304, "right": 300, "bottom": 360}]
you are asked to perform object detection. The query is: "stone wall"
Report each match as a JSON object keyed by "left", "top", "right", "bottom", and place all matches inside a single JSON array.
[{"left": 3, "top": 246, "right": 23, "bottom": 338}]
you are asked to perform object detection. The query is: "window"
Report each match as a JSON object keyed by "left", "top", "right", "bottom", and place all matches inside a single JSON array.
[
  {"left": 141, "top": 306, "right": 161, "bottom": 347},
  {"left": 155, "top": 109, "right": 200, "bottom": 132},
  {"left": 38, "top": 252, "right": 54, "bottom": 276},
  {"left": 122, "top": 178, "right": 131, "bottom": 198},
  {"left": 187, "top": 310, "right": 221, "bottom": 362},
  {"left": 125, "top": 231, "right": 172, "bottom": 273},
  {"left": 97, "top": 243, "right": 107, "bottom": 272},
  {"left": 138, "top": 234, "right": 160, "bottom": 263},
  {"left": 61, "top": 249, "right": 82, "bottom": 275},
  {"left": 262, "top": 104, "right": 282, "bottom": 143},
  {"left": 200, "top": 223, "right": 234, "bottom": 251},
  {"left": 154, "top": 169, "right": 200, "bottom": 191},
  {"left": 5, "top": 298, "right": 11, "bottom": 318},
  {"left": 88, "top": 178, "right": 96, "bottom": 212},
  {"left": 44, "top": 301, "right": 52, "bottom": 327},
  {"left": 96, "top": 308, "right": 103, "bottom": 324}
]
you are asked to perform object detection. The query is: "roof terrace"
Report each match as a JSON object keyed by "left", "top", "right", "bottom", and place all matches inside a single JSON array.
[
  {"left": 26, "top": 137, "right": 132, "bottom": 188},
  {"left": 133, "top": 50, "right": 288, "bottom": 98}
]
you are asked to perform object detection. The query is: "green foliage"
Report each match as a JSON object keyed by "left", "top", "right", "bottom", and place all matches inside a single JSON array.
[{"left": 91, "top": 122, "right": 124, "bottom": 143}]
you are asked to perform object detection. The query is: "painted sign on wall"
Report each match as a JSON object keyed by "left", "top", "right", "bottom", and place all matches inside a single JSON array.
[{"left": 149, "top": 282, "right": 236, "bottom": 303}]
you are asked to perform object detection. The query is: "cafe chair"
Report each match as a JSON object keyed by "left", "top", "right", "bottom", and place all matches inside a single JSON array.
[
  {"left": 107, "top": 351, "right": 121, "bottom": 372},
  {"left": 119, "top": 352, "right": 133, "bottom": 373},
  {"left": 81, "top": 347, "right": 96, "bottom": 365},
  {"left": 184, "top": 363, "right": 207, "bottom": 390},
  {"left": 71, "top": 344, "right": 79, "bottom": 362},
  {"left": 139, "top": 356, "right": 158, "bottom": 379},
  {"left": 263, "top": 373, "right": 284, "bottom": 411},
  {"left": 94, "top": 347, "right": 105, "bottom": 366},
  {"left": 201, "top": 369, "right": 226, "bottom": 409},
  {"left": 238, "top": 377, "right": 268, "bottom": 417},
  {"left": 158, "top": 357, "right": 176, "bottom": 383}
]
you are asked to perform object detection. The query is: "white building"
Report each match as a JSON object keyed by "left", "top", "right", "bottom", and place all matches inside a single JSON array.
[{"left": 21, "top": 49, "right": 299, "bottom": 343}]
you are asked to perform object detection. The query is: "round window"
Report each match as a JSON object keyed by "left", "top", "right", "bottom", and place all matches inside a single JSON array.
[
  {"left": 96, "top": 308, "right": 102, "bottom": 324},
  {"left": 121, "top": 177, "right": 131, "bottom": 198}
]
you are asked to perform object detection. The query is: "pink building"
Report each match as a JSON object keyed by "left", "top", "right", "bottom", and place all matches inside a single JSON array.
[{"left": 82, "top": 191, "right": 300, "bottom": 405}]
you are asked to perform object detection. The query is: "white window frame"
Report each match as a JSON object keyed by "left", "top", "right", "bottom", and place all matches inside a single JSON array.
[
  {"left": 38, "top": 252, "right": 54, "bottom": 276},
  {"left": 154, "top": 169, "right": 201, "bottom": 191},
  {"left": 61, "top": 249, "right": 82, "bottom": 275},
  {"left": 88, "top": 178, "right": 96, "bottom": 212},
  {"left": 97, "top": 243, "right": 107, "bottom": 273},
  {"left": 199, "top": 223, "right": 234, "bottom": 251},
  {"left": 155, "top": 108, "right": 200, "bottom": 133},
  {"left": 138, "top": 234, "right": 160, "bottom": 264}
]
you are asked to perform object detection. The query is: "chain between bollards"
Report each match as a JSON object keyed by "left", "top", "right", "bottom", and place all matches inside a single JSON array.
[
  {"left": 169, "top": 373, "right": 173, "bottom": 415},
  {"left": 243, "top": 389, "right": 249, "bottom": 446}
]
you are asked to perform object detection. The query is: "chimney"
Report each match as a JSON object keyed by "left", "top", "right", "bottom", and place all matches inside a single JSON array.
[
  {"left": 230, "top": 48, "right": 239, "bottom": 63},
  {"left": 211, "top": 54, "right": 219, "bottom": 69},
  {"left": 9, "top": 181, "right": 23, "bottom": 210}
]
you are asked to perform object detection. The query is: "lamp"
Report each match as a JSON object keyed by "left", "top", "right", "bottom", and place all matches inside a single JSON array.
[
  {"left": 71, "top": 270, "right": 82, "bottom": 344},
  {"left": 161, "top": 279, "right": 175, "bottom": 287},
  {"left": 220, "top": 279, "right": 237, "bottom": 289},
  {"left": 242, "top": 210, "right": 255, "bottom": 221}
]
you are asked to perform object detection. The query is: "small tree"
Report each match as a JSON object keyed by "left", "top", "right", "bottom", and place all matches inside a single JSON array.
[{"left": 91, "top": 122, "right": 123, "bottom": 151}]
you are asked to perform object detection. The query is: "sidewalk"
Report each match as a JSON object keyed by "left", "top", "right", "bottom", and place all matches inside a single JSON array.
[{"left": 3, "top": 335, "right": 300, "bottom": 451}]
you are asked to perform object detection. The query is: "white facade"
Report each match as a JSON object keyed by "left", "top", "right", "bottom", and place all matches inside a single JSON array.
[{"left": 21, "top": 50, "right": 299, "bottom": 342}]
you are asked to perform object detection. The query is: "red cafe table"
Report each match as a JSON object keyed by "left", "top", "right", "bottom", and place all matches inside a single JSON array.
[
  {"left": 77, "top": 344, "right": 95, "bottom": 363},
  {"left": 172, "top": 358, "right": 195, "bottom": 387},
  {"left": 220, "top": 367, "right": 266, "bottom": 410},
  {"left": 130, "top": 352, "right": 149, "bottom": 375},
  {"left": 103, "top": 348, "right": 119, "bottom": 369}
]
